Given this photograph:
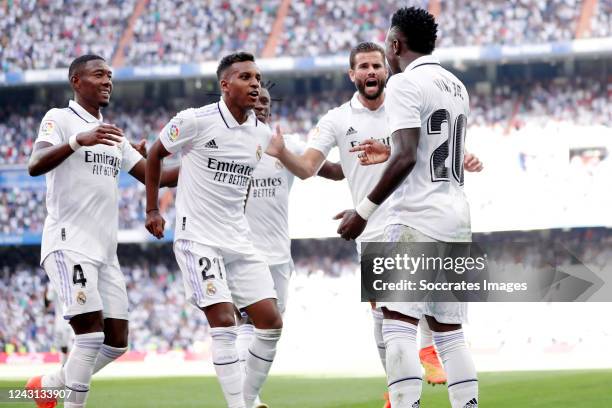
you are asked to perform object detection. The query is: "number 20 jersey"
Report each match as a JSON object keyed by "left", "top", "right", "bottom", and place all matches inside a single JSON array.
[{"left": 385, "top": 55, "right": 471, "bottom": 242}]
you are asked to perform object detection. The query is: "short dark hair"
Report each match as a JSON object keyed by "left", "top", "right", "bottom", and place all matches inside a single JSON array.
[
  {"left": 349, "top": 42, "right": 385, "bottom": 69},
  {"left": 216, "top": 52, "right": 255, "bottom": 80},
  {"left": 390, "top": 7, "right": 437, "bottom": 55},
  {"left": 68, "top": 54, "right": 105, "bottom": 79}
]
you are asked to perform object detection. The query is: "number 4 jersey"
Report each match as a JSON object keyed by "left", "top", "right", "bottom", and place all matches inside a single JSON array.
[{"left": 385, "top": 55, "right": 471, "bottom": 242}]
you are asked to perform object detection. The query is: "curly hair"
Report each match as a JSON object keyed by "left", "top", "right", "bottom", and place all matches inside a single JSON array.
[{"left": 390, "top": 7, "right": 438, "bottom": 54}]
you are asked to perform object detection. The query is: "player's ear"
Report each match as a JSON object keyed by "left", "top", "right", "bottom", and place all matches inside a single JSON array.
[
  {"left": 219, "top": 78, "right": 229, "bottom": 95},
  {"left": 348, "top": 68, "right": 356, "bottom": 83}
]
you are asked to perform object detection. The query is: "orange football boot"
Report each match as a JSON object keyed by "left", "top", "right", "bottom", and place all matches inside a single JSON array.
[
  {"left": 419, "top": 345, "right": 447, "bottom": 385},
  {"left": 25, "top": 375, "right": 57, "bottom": 408}
]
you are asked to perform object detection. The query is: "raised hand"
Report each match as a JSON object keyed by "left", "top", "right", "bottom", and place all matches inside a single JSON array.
[
  {"left": 76, "top": 123, "right": 124, "bottom": 147},
  {"left": 349, "top": 139, "right": 391, "bottom": 165},
  {"left": 265, "top": 124, "right": 286, "bottom": 158}
]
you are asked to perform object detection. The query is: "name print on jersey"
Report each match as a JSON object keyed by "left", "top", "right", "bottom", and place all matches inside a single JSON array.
[
  {"left": 85, "top": 150, "right": 122, "bottom": 178},
  {"left": 349, "top": 135, "right": 392, "bottom": 149},
  {"left": 251, "top": 177, "right": 282, "bottom": 198},
  {"left": 208, "top": 158, "right": 254, "bottom": 187}
]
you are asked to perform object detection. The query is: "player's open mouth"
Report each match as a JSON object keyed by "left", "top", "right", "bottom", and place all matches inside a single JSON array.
[
  {"left": 365, "top": 79, "right": 378, "bottom": 89},
  {"left": 249, "top": 91, "right": 259, "bottom": 98}
]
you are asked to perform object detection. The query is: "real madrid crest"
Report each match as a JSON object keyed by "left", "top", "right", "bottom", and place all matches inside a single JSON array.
[
  {"left": 206, "top": 282, "right": 217, "bottom": 296},
  {"left": 256, "top": 145, "right": 263, "bottom": 161},
  {"left": 76, "top": 291, "right": 87, "bottom": 305}
]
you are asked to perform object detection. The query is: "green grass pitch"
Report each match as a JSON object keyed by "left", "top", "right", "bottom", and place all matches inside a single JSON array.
[{"left": 2, "top": 370, "right": 611, "bottom": 407}]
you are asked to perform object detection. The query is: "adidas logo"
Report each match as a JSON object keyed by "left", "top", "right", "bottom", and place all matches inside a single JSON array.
[
  {"left": 462, "top": 398, "right": 478, "bottom": 408},
  {"left": 345, "top": 126, "right": 357, "bottom": 136},
  {"left": 205, "top": 139, "right": 218, "bottom": 149}
]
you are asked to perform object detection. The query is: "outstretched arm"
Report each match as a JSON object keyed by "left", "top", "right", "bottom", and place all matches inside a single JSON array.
[
  {"left": 337, "top": 128, "right": 419, "bottom": 240},
  {"left": 317, "top": 161, "right": 344, "bottom": 181},
  {"left": 266, "top": 125, "right": 326, "bottom": 179}
]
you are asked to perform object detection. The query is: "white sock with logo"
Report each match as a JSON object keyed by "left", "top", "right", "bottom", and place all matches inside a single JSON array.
[
  {"left": 382, "top": 319, "right": 422, "bottom": 408},
  {"left": 372, "top": 308, "right": 386, "bottom": 371},
  {"left": 243, "top": 328, "right": 282, "bottom": 407},
  {"left": 433, "top": 329, "right": 478, "bottom": 408},
  {"left": 63, "top": 332, "right": 104, "bottom": 408},
  {"left": 211, "top": 326, "right": 244, "bottom": 408}
]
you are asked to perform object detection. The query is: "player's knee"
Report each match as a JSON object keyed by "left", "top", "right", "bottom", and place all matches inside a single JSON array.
[
  {"left": 256, "top": 311, "right": 283, "bottom": 330},
  {"left": 104, "top": 323, "right": 129, "bottom": 348}
]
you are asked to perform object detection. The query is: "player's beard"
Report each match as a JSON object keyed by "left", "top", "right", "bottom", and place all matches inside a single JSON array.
[
  {"left": 99, "top": 100, "right": 110, "bottom": 108},
  {"left": 356, "top": 78, "right": 385, "bottom": 100}
]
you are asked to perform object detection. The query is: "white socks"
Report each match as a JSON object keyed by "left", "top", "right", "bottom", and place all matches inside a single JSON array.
[
  {"left": 93, "top": 344, "right": 128, "bottom": 373},
  {"left": 419, "top": 320, "right": 434, "bottom": 349},
  {"left": 42, "top": 344, "right": 127, "bottom": 390},
  {"left": 63, "top": 332, "right": 105, "bottom": 408},
  {"left": 210, "top": 326, "right": 245, "bottom": 408},
  {"left": 236, "top": 324, "right": 255, "bottom": 379},
  {"left": 243, "top": 328, "right": 282, "bottom": 408},
  {"left": 433, "top": 329, "right": 478, "bottom": 408},
  {"left": 382, "top": 319, "right": 422, "bottom": 408},
  {"left": 371, "top": 308, "right": 386, "bottom": 371}
]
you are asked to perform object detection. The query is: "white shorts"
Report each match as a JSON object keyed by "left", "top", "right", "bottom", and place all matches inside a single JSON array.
[
  {"left": 270, "top": 261, "right": 294, "bottom": 315},
  {"left": 377, "top": 224, "right": 468, "bottom": 325},
  {"left": 43, "top": 250, "right": 129, "bottom": 320},
  {"left": 174, "top": 240, "right": 277, "bottom": 310}
]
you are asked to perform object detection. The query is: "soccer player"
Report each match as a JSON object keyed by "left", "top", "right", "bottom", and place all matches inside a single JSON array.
[
  {"left": 26, "top": 54, "right": 179, "bottom": 408},
  {"left": 337, "top": 7, "right": 479, "bottom": 408},
  {"left": 238, "top": 86, "right": 343, "bottom": 408},
  {"left": 266, "top": 41, "right": 481, "bottom": 405},
  {"left": 145, "top": 52, "right": 282, "bottom": 408}
]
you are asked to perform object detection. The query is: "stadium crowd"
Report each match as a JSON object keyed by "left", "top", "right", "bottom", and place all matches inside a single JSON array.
[
  {"left": 1, "top": 77, "right": 609, "bottom": 167},
  {"left": 0, "top": 0, "right": 136, "bottom": 73},
  {"left": 124, "top": 0, "right": 277, "bottom": 66},
  {"left": 2, "top": 0, "right": 611, "bottom": 71}
]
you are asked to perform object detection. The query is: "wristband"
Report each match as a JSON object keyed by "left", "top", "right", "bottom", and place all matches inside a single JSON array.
[
  {"left": 146, "top": 208, "right": 159, "bottom": 214},
  {"left": 68, "top": 134, "right": 81, "bottom": 151},
  {"left": 355, "top": 197, "right": 379, "bottom": 220}
]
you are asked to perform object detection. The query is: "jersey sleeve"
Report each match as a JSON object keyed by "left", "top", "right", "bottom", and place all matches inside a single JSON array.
[
  {"left": 285, "top": 135, "right": 307, "bottom": 156},
  {"left": 120, "top": 139, "right": 144, "bottom": 172},
  {"left": 306, "top": 110, "right": 338, "bottom": 157},
  {"left": 35, "top": 110, "right": 65, "bottom": 145},
  {"left": 385, "top": 74, "right": 423, "bottom": 134},
  {"left": 159, "top": 108, "right": 199, "bottom": 154}
]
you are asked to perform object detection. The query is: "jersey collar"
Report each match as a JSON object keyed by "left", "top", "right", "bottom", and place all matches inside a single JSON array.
[
  {"left": 405, "top": 54, "right": 441, "bottom": 71},
  {"left": 217, "top": 97, "right": 258, "bottom": 129},
  {"left": 349, "top": 91, "right": 385, "bottom": 113},
  {"left": 68, "top": 100, "right": 103, "bottom": 123}
]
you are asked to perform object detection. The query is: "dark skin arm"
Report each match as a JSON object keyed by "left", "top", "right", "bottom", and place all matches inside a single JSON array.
[
  {"left": 145, "top": 139, "right": 172, "bottom": 239},
  {"left": 128, "top": 159, "right": 179, "bottom": 188},
  {"left": 336, "top": 128, "right": 419, "bottom": 240},
  {"left": 317, "top": 161, "right": 345, "bottom": 181},
  {"left": 28, "top": 124, "right": 124, "bottom": 176}
]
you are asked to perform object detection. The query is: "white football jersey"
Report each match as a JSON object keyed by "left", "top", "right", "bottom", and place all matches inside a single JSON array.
[
  {"left": 385, "top": 55, "right": 471, "bottom": 242},
  {"left": 160, "top": 98, "right": 272, "bottom": 254},
  {"left": 37, "top": 100, "right": 142, "bottom": 265},
  {"left": 245, "top": 136, "right": 305, "bottom": 265},
  {"left": 307, "top": 92, "right": 391, "bottom": 242}
]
